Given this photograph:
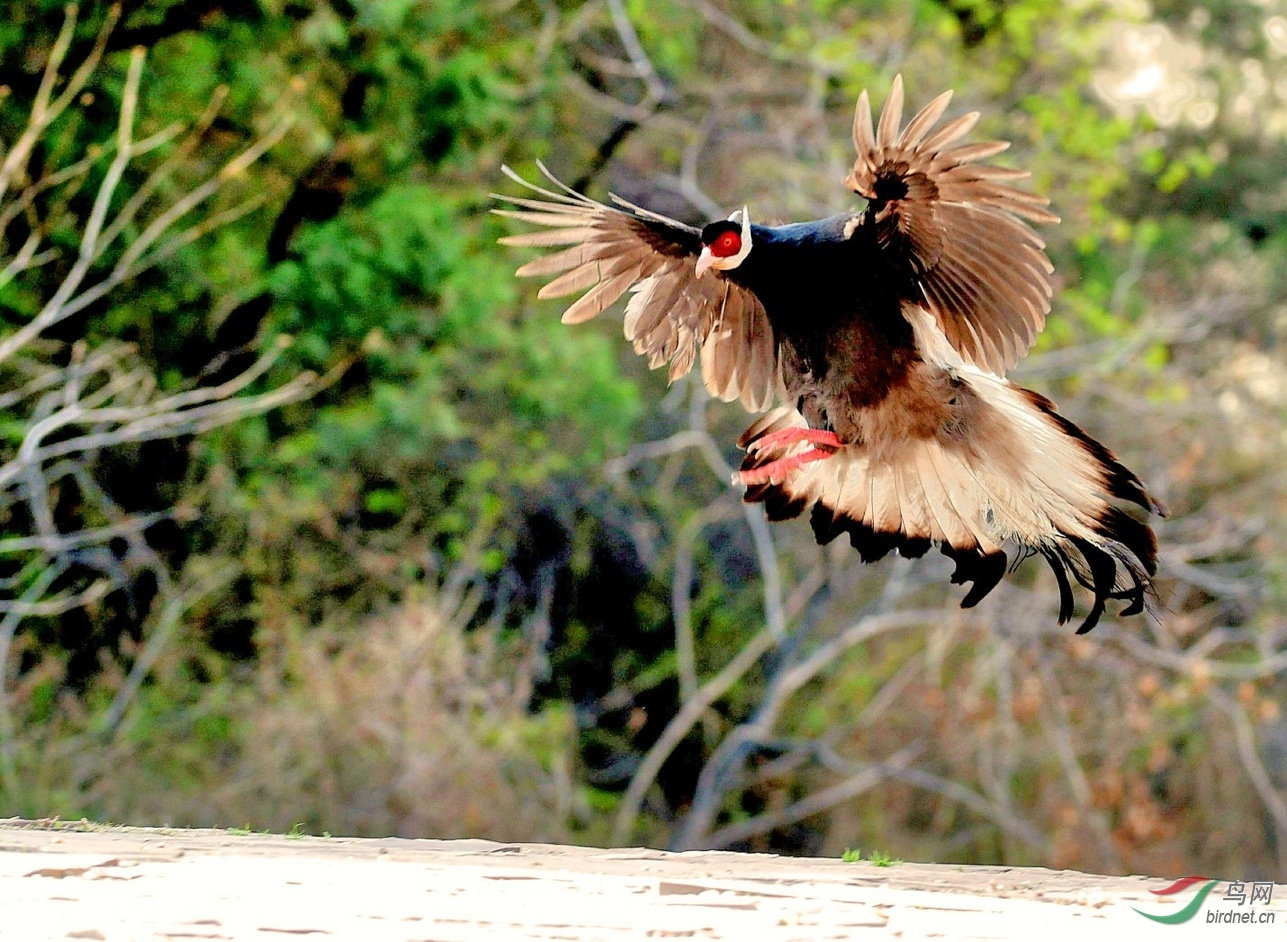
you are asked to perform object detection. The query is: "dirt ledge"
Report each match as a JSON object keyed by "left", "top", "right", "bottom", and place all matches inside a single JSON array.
[{"left": 0, "top": 819, "right": 1275, "bottom": 940}]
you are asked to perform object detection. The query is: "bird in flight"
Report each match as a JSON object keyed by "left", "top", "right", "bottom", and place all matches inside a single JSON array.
[{"left": 495, "top": 76, "right": 1162, "bottom": 632}]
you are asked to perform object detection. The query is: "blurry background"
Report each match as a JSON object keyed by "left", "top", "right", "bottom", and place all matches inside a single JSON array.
[{"left": 0, "top": 0, "right": 1284, "bottom": 880}]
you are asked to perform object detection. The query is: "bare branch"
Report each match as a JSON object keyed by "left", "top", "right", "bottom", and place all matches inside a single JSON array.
[
  {"left": 0, "top": 48, "right": 295, "bottom": 369},
  {"left": 1209, "top": 687, "right": 1287, "bottom": 875},
  {"left": 0, "top": 46, "right": 146, "bottom": 367},
  {"left": 606, "top": 0, "right": 668, "bottom": 107},
  {"left": 672, "top": 498, "right": 737, "bottom": 705},
  {"left": 1098, "top": 625, "right": 1287, "bottom": 681},
  {"left": 0, "top": 17, "right": 318, "bottom": 802},
  {"left": 98, "top": 563, "right": 238, "bottom": 740},
  {"left": 884, "top": 765, "right": 1051, "bottom": 853},
  {"left": 673, "top": 608, "right": 944, "bottom": 848},
  {"left": 0, "top": 516, "right": 169, "bottom": 556},
  {"left": 611, "top": 626, "right": 779, "bottom": 845},
  {"left": 0, "top": 4, "right": 100, "bottom": 203},
  {"left": 0, "top": 557, "right": 69, "bottom": 797},
  {"left": 1034, "top": 654, "right": 1122, "bottom": 872},
  {"left": 702, "top": 743, "right": 924, "bottom": 850}
]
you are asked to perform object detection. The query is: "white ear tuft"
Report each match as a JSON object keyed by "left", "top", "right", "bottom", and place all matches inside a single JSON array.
[{"left": 719, "top": 207, "right": 752, "bottom": 270}]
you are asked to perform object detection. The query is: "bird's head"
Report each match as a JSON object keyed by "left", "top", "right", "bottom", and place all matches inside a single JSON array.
[{"left": 695, "top": 207, "right": 752, "bottom": 278}]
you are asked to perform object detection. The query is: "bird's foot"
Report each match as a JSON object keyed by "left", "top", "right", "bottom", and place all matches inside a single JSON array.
[
  {"left": 737, "top": 447, "right": 837, "bottom": 486},
  {"left": 738, "top": 426, "right": 842, "bottom": 486},
  {"left": 747, "top": 426, "right": 842, "bottom": 455}
]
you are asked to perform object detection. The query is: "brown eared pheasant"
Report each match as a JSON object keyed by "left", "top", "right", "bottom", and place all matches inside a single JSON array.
[{"left": 494, "top": 76, "right": 1163, "bottom": 633}]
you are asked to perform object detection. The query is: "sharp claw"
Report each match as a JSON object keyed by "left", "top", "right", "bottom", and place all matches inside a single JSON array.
[
  {"left": 738, "top": 448, "right": 836, "bottom": 485},
  {"left": 747, "top": 427, "right": 842, "bottom": 455}
]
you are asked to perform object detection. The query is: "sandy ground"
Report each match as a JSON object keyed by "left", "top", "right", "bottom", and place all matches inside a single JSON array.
[{"left": 0, "top": 819, "right": 1279, "bottom": 941}]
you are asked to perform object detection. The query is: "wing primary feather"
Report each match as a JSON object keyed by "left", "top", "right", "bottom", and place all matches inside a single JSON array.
[
  {"left": 608, "top": 193, "right": 703, "bottom": 232},
  {"left": 876, "top": 74, "right": 905, "bottom": 150},
  {"left": 627, "top": 268, "right": 686, "bottom": 342},
  {"left": 899, "top": 89, "right": 954, "bottom": 149},
  {"left": 934, "top": 140, "right": 1012, "bottom": 166},
  {"left": 917, "top": 111, "right": 981, "bottom": 152},
  {"left": 501, "top": 164, "right": 585, "bottom": 204},
  {"left": 852, "top": 90, "right": 876, "bottom": 162},
  {"left": 539, "top": 264, "right": 600, "bottom": 300},
  {"left": 491, "top": 208, "right": 591, "bottom": 227},
  {"left": 491, "top": 192, "right": 586, "bottom": 214},
  {"left": 516, "top": 242, "right": 615, "bottom": 278},
  {"left": 499, "top": 227, "right": 601, "bottom": 248},
  {"left": 560, "top": 265, "right": 645, "bottom": 323},
  {"left": 536, "top": 159, "right": 598, "bottom": 201}
]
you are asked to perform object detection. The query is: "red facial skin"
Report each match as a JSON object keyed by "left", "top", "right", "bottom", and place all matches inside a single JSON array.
[{"left": 708, "top": 230, "right": 741, "bottom": 258}]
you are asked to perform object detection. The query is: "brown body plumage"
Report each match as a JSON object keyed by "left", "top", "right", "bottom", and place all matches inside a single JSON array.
[{"left": 495, "top": 76, "right": 1163, "bottom": 632}]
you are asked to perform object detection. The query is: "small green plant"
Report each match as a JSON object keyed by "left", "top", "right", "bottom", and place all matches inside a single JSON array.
[
  {"left": 68, "top": 819, "right": 115, "bottom": 832},
  {"left": 30, "top": 817, "right": 115, "bottom": 833},
  {"left": 841, "top": 847, "right": 861, "bottom": 863},
  {"left": 869, "top": 849, "right": 902, "bottom": 867},
  {"left": 226, "top": 826, "right": 253, "bottom": 836},
  {"left": 287, "top": 822, "right": 308, "bottom": 839}
]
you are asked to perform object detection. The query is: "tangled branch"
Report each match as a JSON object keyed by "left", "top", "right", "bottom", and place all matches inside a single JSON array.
[{"left": 0, "top": 5, "right": 322, "bottom": 796}]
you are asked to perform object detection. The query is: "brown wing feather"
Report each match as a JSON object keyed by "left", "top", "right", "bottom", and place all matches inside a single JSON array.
[
  {"left": 846, "top": 76, "right": 1059, "bottom": 375},
  {"left": 494, "top": 163, "right": 778, "bottom": 411}
]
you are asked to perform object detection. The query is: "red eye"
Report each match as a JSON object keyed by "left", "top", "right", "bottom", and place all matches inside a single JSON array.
[{"left": 709, "top": 231, "right": 742, "bottom": 258}]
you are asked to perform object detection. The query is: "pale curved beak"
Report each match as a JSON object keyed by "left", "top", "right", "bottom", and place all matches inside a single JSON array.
[{"left": 695, "top": 246, "right": 714, "bottom": 279}]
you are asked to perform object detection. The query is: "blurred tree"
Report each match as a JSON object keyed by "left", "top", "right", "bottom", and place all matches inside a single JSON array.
[{"left": 0, "top": 4, "right": 318, "bottom": 804}]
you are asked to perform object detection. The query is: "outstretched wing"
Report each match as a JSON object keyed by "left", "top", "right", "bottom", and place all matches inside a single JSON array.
[
  {"left": 847, "top": 76, "right": 1059, "bottom": 375},
  {"left": 493, "top": 163, "right": 778, "bottom": 412}
]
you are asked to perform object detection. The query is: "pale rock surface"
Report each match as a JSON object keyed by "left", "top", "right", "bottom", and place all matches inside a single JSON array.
[{"left": 0, "top": 820, "right": 1278, "bottom": 940}]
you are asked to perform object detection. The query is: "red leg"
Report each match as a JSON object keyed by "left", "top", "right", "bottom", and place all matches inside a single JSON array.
[
  {"left": 748, "top": 426, "right": 842, "bottom": 454},
  {"left": 738, "top": 448, "right": 835, "bottom": 485}
]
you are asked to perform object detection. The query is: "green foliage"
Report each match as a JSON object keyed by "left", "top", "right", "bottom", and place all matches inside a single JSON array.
[{"left": 840, "top": 847, "right": 900, "bottom": 865}]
